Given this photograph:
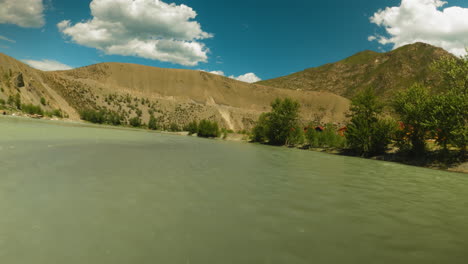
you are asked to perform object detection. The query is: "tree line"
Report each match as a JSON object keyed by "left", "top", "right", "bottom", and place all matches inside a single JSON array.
[{"left": 251, "top": 54, "right": 467, "bottom": 160}]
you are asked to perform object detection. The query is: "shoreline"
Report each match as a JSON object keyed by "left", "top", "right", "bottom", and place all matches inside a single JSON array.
[{"left": 1, "top": 114, "right": 466, "bottom": 174}]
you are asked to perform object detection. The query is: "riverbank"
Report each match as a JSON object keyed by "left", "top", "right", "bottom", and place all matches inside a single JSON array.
[{"left": 2, "top": 114, "right": 466, "bottom": 174}]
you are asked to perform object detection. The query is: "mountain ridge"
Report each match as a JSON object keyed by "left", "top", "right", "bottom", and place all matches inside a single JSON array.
[{"left": 257, "top": 42, "right": 454, "bottom": 98}]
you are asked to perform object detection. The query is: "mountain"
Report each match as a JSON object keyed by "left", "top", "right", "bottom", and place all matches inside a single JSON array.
[
  {"left": 0, "top": 53, "right": 350, "bottom": 130},
  {"left": 257, "top": 42, "right": 453, "bottom": 99}
]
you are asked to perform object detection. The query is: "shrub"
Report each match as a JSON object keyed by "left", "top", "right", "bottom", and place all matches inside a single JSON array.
[
  {"left": 198, "top": 120, "right": 220, "bottom": 138},
  {"left": 185, "top": 121, "right": 198, "bottom": 135},
  {"left": 148, "top": 115, "right": 159, "bottom": 130},
  {"left": 129, "top": 117, "right": 142, "bottom": 127},
  {"left": 306, "top": 124, "right": 347, "bottom": 148},
  {"left": 7, "top": 94, "right": 21, "bottom": 109},
  {"left": 40, "top": 97, "right": 47, "bottom": 106},
  {"left": 21, "top": 104, "right": 44, "bottom": 115},
  {"left": 169, "top": 123, "right": 180, "bottom": 132}
]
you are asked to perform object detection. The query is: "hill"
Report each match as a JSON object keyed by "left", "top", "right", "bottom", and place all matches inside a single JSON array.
[
  {"left": 0, "top": 53, "right": 350, "bottom": 130},
  {"left": 257, "top": 42, "right": 453, "bottom": 99}
]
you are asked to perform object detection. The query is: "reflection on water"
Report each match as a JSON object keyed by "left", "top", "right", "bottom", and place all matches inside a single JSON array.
[{"left": 1, "top": 117, "right": 467, "bottom": 264}]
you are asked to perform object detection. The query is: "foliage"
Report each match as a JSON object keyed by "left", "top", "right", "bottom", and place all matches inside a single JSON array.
[
  {"left": 80, "top": 108, "right": 124, "bottom": 126},
  {"left": 129, "top": 116, "right": 142, "bottom": 127},
  {"left": 197, "top": 119, "right": 220, "bottom": 138},
  {"left": 40, "top": 97, "right": 47, "bottom": 106},
  {"left": 21, "top": 104, "right": 44, "bottom": 115},
  {"left": 429, "top": 53, "right": 468, "bottom": 154},
  {"left": 148, "top": 115, "right": 159, "bottom": 130},
  {"left": 185, "top": 121, "right": 198, "bottom": 135},
  {"left": 346, "top": 88, "right": 395, "bottom": 156},
  {"left": 45, "top": 109, "right": 64, "bottom": 118},
  {"left": 305, "top": 124, "right": 346, "bottom": 148},
  {"left": 251, "top": 113, "right": 269, "bottom": 142},
  {"left": 392, "top": 84, "right": 432, "bottom": 154},
  {"left": 7, "top": 93, "right": 21, "bottom": 109},
  {"left": 251, "top": 98, "right": 302, "bottom": 145},
  {"left": 169, "top": 123, "right": 180, "bottom": 132},
  {"left": 0, "top": 98, "right": 5, "bottom": 106}
]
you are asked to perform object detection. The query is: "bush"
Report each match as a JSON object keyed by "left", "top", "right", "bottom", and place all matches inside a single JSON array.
[
  {"left": 185, "top": 121, "right": 198, "bottom": 135},
  {"left": 40, "top": 97, "right": 47, "bottom": 106},
  {"left": 129, "top": 117, "right": 142, "bottom": 127},
  {"left": 80, "top": 108, "right": 123, "bottom": 125},
  {"left": 45, "top": 109, "right": 63, "bottom": 118},
  {"left": 21, "top": 104, "right": 44, "bottom": 115},
  {"left": 0, "top": 98, "right": 5, "bottom": 106},
  {"left": 148, "top": 115, "right": 159, "bottom": 130},
  {"left": 197, "top": 119, "right": 220, "bottom": 138},
  {"left": 251, "top": 113, "right": 269, "bottom": 142},
  {"left": 306, "top": 124, "right": 346, "bottom": 148},
  {"left": 169, "top": 123, "right": 180, "bottom": 132}
]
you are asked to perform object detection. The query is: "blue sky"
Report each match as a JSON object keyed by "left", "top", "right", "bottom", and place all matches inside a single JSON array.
[{"left": 1, "top": 0, "right": 467, "bottom": 82}]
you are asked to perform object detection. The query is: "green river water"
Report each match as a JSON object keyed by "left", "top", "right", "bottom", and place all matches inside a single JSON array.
[{"left": 0, "top": 117, "right": 467, "bottom": 264}]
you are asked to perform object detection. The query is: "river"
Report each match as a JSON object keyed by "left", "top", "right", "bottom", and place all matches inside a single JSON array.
[{"left": 0, "top": 117, "right": 467, "bottom": 263}]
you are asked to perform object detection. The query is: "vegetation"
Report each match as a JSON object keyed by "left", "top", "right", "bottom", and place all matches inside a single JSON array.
[
  {"left": 129, "top": 117, "right": 142, "bottom": 127},
  {"left": 148, "top": 115, "right": 159, "bottom": 130},
  {"left": 21, "top": 104, "right": 44, "bottom": 115},
  {"left": 345, "top": 88, "right": 396, "bottom": 157},
  {"left": 7, "top": 93, "right": 21, "bottom": 109},
  {"left": 185, "top": 121, "right": 199, "bottom": 135},
  {"left": 80, "top": 108, "right": 124, "bottom": 126},
  {"left": 251, "top": 98, "right": 302, "bottom": 145},
  {"left": 197, "top": 120, "right": 220, "bottom": 138},
  {"left": 40, "top": 97, "right": 47, "bottom": 106},
  {"left": 305, "top": 124, "right": 346, "bottom": 149}
]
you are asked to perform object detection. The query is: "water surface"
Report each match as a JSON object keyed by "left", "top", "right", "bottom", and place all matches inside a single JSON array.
[{"left": 1, "top": 117, "right": 467, "bottom": 264}]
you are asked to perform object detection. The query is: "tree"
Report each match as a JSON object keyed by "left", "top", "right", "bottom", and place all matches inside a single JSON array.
[
  {"left": 346, "top": 88, "right": 395, "bottom": 156},
  {"left": 251, "top": 98, "right": 302, "bottom": 145},
  {"left": 392, "top": 84, "right": 431, "bottom": 154},
  {"left": 148, "top": 115, "right": 159, "bottom": 130},
  {"left": 431, "top": 53, "right": 468, "bottom": 155},
  {"left": 40, "top": 97, "right": 47, "bottom": 106},
  {"left": 267, "top": 98, "right": 301, "bottom": 145}
]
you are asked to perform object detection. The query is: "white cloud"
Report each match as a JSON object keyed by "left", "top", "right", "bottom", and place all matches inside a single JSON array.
[
  {"left": 22, "top": 59, "right": 73, "bottom": 71},
  {"left": 201, "top": 70, "right": 261, "bottom": 83},
  {"left": 0, "top": 35, "right": 15, "bottom": 43},
  {"left": 0, "top": 0, "right": 45, "bottom": 28},
  {"left": 230, "top": 73, "right": 262, "bottom": 83},
  {"left": 58, "top": 0, "right": 212, "bottom": 66},
  {"left": 369, "top": 0, "right": 468, "bottom": 56}
]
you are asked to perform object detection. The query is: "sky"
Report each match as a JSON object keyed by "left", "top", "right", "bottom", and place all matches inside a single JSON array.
[{"left": 0, "top": 0, "right": 467, "bottom": 82}]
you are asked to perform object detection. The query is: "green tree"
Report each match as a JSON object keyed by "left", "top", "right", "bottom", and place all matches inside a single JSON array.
[
  {"left": 197, "top": 119, "right": 220, "bottom": 138},
  {"left": 148, "top": 115, "right": 159, "bottom": 130},
  {"left": 40, "top": 97, "right": 47, "bottom": 106},
  {"left": 431, "top": 54, "right": 468, "bottom": 155},
  {"left": 393, "top": 84, "right": 431, "bottom": 154},
  {"left": 251, "top": 98, "right": 302, "bottom": 145},
  {"left": 346, "top": 88, "right": 394, "bottom": 156}
]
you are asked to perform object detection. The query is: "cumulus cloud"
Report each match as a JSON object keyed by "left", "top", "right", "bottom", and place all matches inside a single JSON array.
[
  {"left": 22, "top": 59, "right": 73, "bottom": 71},
  {"left": 201, "top": 70, "right": 262, "bottom": 83},
  {"left": 58, "top": 0, "right": 212, "bottom": 66},
  {"left": 231, "top": 73, "right": 262, "bottom": 83},
  {"left": 0, "top": 0, "right": 45, "bottom": 28},
  {"left": 369, "top": 0, "right": 468, "bottom": 56}
]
